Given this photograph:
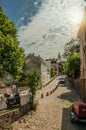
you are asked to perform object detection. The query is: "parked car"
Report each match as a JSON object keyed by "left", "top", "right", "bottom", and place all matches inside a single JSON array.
[
  {"left": 70, "top": 101, "right": 86, "bottom": 123},
  {"left": 58, "top": 77, "right": 65, "bottom": 84}
]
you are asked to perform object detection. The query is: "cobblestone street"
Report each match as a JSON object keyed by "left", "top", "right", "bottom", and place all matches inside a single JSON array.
[{"left": 12, "top": 78, "right": 86, "bottom": 130}]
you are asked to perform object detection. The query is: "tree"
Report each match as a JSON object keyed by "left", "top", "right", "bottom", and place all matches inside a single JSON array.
[
  {"left": 51, "top": 67, "right": 57, "bottom": 77},
  {"left": 62, "top": 38, "right": 80, "bottom": 79},
  {"left": 62, "top": 53, "right": 80, "bottom": 79},
  {"left": 0, "top": 6, "right": 25, "bottom": 79},
  {"left": 28, "top": 69, "right": 41, "bottom": 110},
  {"left": 64, "top": 38, "right": 80, "bottom": 57}
]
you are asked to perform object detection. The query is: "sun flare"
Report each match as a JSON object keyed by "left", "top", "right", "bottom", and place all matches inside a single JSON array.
[
  {"left": 71, "top": 11, "right": 83, "bottom": 25},
  {"left": 68, "top": 7, "right": 83, "bottom": 26}
]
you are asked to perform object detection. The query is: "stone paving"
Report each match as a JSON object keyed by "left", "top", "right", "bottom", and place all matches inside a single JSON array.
[{"left": 12, "top": 78, "right": 86, "bottom": 130}]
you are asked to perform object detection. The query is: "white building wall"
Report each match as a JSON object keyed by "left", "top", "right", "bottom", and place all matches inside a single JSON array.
[{"left": 41, "top": 61, "right": 51, "bottom": 85}]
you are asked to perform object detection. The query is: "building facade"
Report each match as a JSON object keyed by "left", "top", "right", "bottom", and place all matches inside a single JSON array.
[
  {"left": 41, "top": 60, "right": 51, "bottom": 86},
  {"left": 78, "top": 7, "right": 86, "bottom": 100},
  {"left": 27, "top": 54, "right": 51, "bottom": 86}
]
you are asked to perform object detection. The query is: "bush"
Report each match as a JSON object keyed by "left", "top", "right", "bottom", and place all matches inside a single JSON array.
[
  {"left": 4, "top": 124, "right": 13, "bottom": 130},
  {"left": 29, "top": 96, "right": 38, "bottom": 111},
  {"left": 51, "top": 67, "right": 57, "bottom": 77},
  {"left": 17, "top": 81, "right": 29, "bottom": 87}
]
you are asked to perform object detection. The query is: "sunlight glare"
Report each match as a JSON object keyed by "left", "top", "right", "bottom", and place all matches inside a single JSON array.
[
  {"left": 68, "top": 7, "right": 83, "bottom": 26},
  {"left": 72, "top": 11, "right": 83, "bottom": 25}
]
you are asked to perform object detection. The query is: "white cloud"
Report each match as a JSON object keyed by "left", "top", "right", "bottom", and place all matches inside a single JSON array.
[{"left": 18, "top": 0, "right": 85, "bottom": 59}]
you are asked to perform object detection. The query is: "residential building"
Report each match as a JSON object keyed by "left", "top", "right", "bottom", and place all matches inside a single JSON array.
[
  {"left": 26, "top": 54, "right": 51, "bottom": 86},
  {"left": 41, "top": 60, "right": 51, "bottom": 85},
  {"left": 78, "top": 7, "right": 86, "bottom": 100}
]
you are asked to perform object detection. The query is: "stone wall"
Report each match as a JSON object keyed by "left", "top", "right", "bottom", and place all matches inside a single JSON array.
[
  {"left": 0, "top": 104, "right": 30, "bottom": 130},
  {"left": 70, "top": 78, "right": 86, "bottom": 101},
  {"left": 79, "top": 78, "right": 86, "bottom": 101}
]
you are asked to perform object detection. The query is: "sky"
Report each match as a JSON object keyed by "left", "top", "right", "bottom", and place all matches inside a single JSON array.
[{"left": 0, "top": 0, "right": 86, "bottom": 59}]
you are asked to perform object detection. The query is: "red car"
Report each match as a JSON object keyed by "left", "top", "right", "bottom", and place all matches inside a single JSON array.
[{"left": 70, "top": 101, "right": 86, "bottom": 123}]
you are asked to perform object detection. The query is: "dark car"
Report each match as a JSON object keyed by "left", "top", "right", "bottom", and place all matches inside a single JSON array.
[{"left": 58, "top": 77, "right": 65, "bottom": 84}]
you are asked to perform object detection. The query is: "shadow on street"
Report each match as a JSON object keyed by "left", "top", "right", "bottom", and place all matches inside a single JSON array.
[
  {"left": 57, "top": 81, "right": 86, "bottom": 130},
  {"left": 61, "top": 107, "right": 86, "bottom": 130}
]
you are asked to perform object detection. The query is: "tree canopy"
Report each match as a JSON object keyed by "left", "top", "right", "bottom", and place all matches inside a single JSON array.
[
  {"left": 62, "top": 52, "right": 80, "bottom": 79},
  {"left": 62, "top": 38, "right": 80, "bottom": 79},
  {"left": 28, "top": 68, "right": 41, "bottom": 110},
  {"left": 0, "top": 6, "right": 25, "bottom": 79},
  {"left": 63, "top": 38, "right": 80, "bottom": 57}
]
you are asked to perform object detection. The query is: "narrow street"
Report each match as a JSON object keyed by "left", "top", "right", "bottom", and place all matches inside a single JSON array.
[{"left": 13, "top": 77, "right": 86, "bottom": 130}]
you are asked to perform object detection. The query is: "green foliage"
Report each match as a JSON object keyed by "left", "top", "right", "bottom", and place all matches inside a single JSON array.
[
  {"left": 17, "top": 81, "right": 29, "bottom": 87},
  {"left": 29, "top": 96, "right": 38, "bottom": 111},
  {"left": 0, "top": 6, "right": 25, "bottom": 79},
  {"left": 13, "top": 109, "right": 19, "bottom": 115},
  {"left": 51, "top": 67, "right": 57, "bottom": 77},
  {"left": 4, "top": 124, "right": 13, "bottom": 130},
  {"left": 62, "top": 38, "right": 80, "bottom": 79},
  {"left": 0, "top": 6, "right": 17, "bottom": 37},
  {"left": 62, "top": 53, "right": 80, "bottom": 79},
  {"left": 64, "top": 38, "right": 80, "bottom": 57},
  {"left": 28, "top": 69, "right": 40, "bottom": 95},
  {"left": 62, "top": 62, "right": 68, "bottom": 75},
  {"left": 28, "top": 69, "right": 40, "bottom": 110}
]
